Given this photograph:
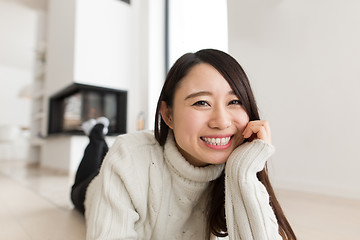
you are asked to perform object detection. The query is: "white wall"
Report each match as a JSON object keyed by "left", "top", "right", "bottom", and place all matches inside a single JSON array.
[
  {"left": 146, "top": 0, "right": 165, "bottom": 129},
  {"left": 0, "top": 1, "right": 37, "bottom": 128},
  {"left": 74, "top": 0, "right": 132, "bottom": 90},
  {"left": 168, "top": 0, "right": 228, "bottom": 67},
  {"left": 228, "top": 0, "right": 360, "bottom": 199},
  {"left": 45, "top": 0, "right": 76, "bottom": 95},
  {"left": 0, "top": 66, "right": 32, "bottom": 127},
  {"left": 0, "top": 1, "right": 39, "bottom": 161}
]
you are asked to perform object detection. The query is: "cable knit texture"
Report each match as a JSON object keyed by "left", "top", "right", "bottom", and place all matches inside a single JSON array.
[
  {"left": 85, "top": 131, "right": 224, "bottom": 239},
  {"left": 85, "top": 131, "right": 281, "bottom": 240},
  {"left": 225, "top": 139, "right": 282, "bottom": 240}
]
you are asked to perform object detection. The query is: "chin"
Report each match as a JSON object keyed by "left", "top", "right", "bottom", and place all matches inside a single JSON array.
[{"left": 208, "top": 156, "right": 229, "bottom": 165}]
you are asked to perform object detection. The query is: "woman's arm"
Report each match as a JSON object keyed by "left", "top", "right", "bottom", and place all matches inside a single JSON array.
[
  {"left": 224, "top": 121, "right": 282, "bottom": 240},
  {"left": 85, "top": 170, "right": 139, "bottom": 239},
  {"left": 85, "top": 152, "right": 140, "bottom": 239},
  {"left": 84, "top": 134, "right": 150, "bottom": 240}
]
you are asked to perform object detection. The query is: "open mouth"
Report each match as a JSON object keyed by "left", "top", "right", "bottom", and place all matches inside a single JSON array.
[{"left": 200, "top": 135, "right": 233, "bottom": 146}]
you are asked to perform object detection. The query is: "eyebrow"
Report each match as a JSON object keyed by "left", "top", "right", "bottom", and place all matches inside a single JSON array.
[{"left": 184, "top": 90, "right": 236, "bottom": 100}]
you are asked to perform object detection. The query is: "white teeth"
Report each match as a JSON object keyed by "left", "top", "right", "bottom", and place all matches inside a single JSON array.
[{"left": 202, "top": 136, "right": 231, "bottom": 146}]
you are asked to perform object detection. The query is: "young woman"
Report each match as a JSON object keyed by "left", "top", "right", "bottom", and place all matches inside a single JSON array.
[{"left": 71, "top": 49, "right": 296, "bottom": 239}]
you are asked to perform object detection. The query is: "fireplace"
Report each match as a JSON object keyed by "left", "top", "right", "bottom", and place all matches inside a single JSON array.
[{"left": 48, "top": 83, "right": 127, "bottom": 136}]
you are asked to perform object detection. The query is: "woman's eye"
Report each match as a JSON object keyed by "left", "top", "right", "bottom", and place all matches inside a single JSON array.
[
  {"left": 229, "top": 99, "right": 241, "bottom": 105},
  {"left": 193, "top": 101, "right": 210, "bottom": 107}
]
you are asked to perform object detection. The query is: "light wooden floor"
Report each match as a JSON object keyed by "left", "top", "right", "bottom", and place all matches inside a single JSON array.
[
  {"left": 0, "top": 161, "right": 86, "bottom": 240},
  {"left": 276, "top": 189, "right": 360, "bottom": 239},
  {"left": 0, "top": 160, "right": 359, "bottom": 239}
]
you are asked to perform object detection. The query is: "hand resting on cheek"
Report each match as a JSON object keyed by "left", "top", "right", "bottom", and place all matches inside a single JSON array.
[{"left": 242, "top": 120, "right": 271, "bottom": 144}]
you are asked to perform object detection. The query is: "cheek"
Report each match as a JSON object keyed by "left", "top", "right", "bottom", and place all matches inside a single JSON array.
[
  {"left": 233, "top": 111, "right": 250, "bottom": 130},
  {"left": 232, "top": 115, "right": 249, "bottom": 147},
  {"left": 173, "top": 109, "right": 205, "bottom": 133}
]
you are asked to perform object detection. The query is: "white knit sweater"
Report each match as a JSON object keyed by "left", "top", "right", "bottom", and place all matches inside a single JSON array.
[{"left": 84, "top": 131, "right": 281, "bottom": 240}]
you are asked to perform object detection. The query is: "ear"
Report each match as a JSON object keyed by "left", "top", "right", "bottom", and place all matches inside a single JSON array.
[{"left": 160, "top": 101, "right": 174, "bottom": 129}]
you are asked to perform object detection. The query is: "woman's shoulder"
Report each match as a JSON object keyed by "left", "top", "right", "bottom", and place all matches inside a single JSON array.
[
  {"left": 103, "top": 130, "right": 164, "bottom": 170},
  {"left": 96, "top": 131, "right": 165, "bottom": 196},
  {"left": 112, "top": 130, "right": 159, "bottom": 152}
]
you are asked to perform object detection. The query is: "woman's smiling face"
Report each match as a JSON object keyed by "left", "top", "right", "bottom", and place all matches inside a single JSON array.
[{"left": 161, "top": 63, "right": 250, "bottom": 167}]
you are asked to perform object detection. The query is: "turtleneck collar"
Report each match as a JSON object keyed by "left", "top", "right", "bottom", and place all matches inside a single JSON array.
[{"left": 163, "top": 131, "right": 224, "bottom": 184}]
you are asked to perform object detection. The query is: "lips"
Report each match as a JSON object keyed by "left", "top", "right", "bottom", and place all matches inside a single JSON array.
[
  {"left": 200, "top": 135, "right": 234, "bottom": 149},
  {"left": 201, "top": 136, "right": 230, "bottom": 146}
]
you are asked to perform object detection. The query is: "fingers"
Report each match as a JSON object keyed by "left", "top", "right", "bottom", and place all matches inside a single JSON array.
[{"left": 242, "top": 120, "right": 271, "bottom": 144}]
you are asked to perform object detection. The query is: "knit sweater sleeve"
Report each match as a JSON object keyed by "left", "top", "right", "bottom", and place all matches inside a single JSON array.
[
  {"left": 84, "top": 133, "right": 153, "bottom": 239},
  {"left": 224, "top": 139, "right": 282, "bottom": 240}
]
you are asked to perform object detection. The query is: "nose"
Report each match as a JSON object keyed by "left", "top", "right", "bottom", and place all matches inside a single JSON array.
[{"left": 208, "top": 106, "right": 232, "bottom": 129}]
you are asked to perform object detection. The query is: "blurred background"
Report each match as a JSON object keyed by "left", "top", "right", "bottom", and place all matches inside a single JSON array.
[{"left": 0, "top": 0, "right": 359, "bottom": 239}]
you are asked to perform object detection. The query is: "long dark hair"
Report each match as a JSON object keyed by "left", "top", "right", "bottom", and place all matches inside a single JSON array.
[{"left": 154, "top": 49, "right": 296, "bottom": 239}]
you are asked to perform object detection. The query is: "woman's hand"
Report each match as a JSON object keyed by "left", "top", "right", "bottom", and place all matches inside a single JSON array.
[{"left": 242, "top": 120, "right": 271, "bottom": 144}]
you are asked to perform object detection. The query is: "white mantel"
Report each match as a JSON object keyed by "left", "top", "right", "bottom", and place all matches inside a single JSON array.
[{"left": 42, "top": 135, "right": 117, "bottom": 173}]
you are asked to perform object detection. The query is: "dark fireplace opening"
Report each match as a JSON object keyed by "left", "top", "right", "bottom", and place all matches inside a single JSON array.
[{"left": 48, "top": 83, "right": 127, "bottom": 136}]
